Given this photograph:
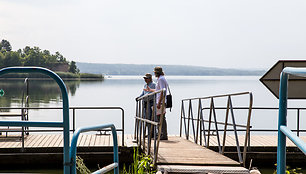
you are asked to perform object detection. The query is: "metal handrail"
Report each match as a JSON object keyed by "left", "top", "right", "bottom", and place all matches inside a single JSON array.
[
  {"left": 0, "top": 67, "right": 70, "bottom": 173},
  {"left": 0, "top": 67, "right": 121, "bottom": 174},
  {"left": 192, "top": 106, "right": 306, "bottom": 136},
  {"left": 69, "top": 124, "right": 119, "bottom": 174},
  {"left": 277, "top": 67, "right": 306, "bottom": 174},
  {"left": 0, "top": 106, "right": 125, "bottom": 146},
  {"left": 180, "top": 92, "right": 253, "bottom": 167},
  {"left": 134, "top": 88, "right": 166, "bottom": 167}
]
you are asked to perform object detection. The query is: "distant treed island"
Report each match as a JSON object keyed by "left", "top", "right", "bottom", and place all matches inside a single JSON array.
[
  {"left": 76, "top": 62, "right": 265, "bottom": 76},
  {"left": 0, "top": 39, "right": 265, "bottom": 77},
  {"left": 0, "top": 39, "right": 102, "bottom": 80}
]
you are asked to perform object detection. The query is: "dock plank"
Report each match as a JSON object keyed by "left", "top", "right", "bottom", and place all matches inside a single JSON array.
[
  {"left": 48, "top": 134, "right": 61, "bottom": 147},
  {"left": 77, "top": 134, "right": 83, "bottom": 146},
  {"left": 56, "top": 135, "right": 63, "bottom": 147},
  {"left": 155, "top": 136, "right": 240, "bottom": 166},
  {"left": 84, "top": 134, "right": 92, "bottom": 147},
  {"left": 94, "top": 135, "right": 103, "bottom": 146},
  {"left": 40, "top": 134, "right": 54, "bottom": 147},
  {"left": 79, "top": 134, "right": 87, "bottom": 147},
  {"left": 32, "top": 134, "right": 46, "bottom": 147},
  {"left": 0, "top": 134, "right": 305, "bottom": 149}
]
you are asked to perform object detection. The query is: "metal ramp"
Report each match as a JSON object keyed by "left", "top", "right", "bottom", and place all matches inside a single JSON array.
[
  {"left": 157, "top": 165, "right": 249, "bottom": 174},
  {"left": 155, "top": 136, "right": 249, "bottom": 174}
]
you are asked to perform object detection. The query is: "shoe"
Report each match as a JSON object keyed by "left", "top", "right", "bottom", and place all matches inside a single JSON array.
[{"left": 160, "top": 136, "right": 168, "bottom": 140}]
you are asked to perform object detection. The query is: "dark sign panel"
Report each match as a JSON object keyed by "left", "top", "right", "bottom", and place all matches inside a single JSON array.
[{"left": 260, "top": 60, "right": 306, "bottom": 99}]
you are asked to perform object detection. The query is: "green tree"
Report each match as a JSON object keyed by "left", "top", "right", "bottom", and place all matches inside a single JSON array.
[
  {"left": 55, "top": 51, "right": 66, "bottom": 63},
  {"left": 3, "top": 51, "right": 22, "bottom": 67},
  {"left": 0, "top": 39, "right": 12, "bottom": 52},
  {"left": 0, "top": 52, "right": 4, "bottom": 68},
  {"left": 22, "top": 46, "right": 31, "bottom": 57},
  {"left": 69, "top": 61, "right": 79, "bottom": 74},
  {"left": 24, "top": 47, "right": 45, "bottom": 66}
]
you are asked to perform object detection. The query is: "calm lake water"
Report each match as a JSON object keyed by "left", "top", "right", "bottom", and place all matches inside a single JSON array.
[
  {"left": 1, "top": 75, "right": 306, "bottom": 135},
  {"left": 1, "top": 75, "right": 306, "bottom": 173}
]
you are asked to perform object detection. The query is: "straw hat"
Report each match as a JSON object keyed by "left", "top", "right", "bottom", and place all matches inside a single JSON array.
[{"left": 154, "top": 66, "right": 164, "bottom": 75}]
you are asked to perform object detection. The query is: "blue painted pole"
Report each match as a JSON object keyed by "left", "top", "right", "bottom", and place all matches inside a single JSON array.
[
  {"left": 0, "top": 67, "right": 70, "bottom": 174},
  {"left": 277, "top": 72, "right": 288, "bottom": 174},
  {"left": 69, "top": 124, "right": 119, "bottom": 174}
]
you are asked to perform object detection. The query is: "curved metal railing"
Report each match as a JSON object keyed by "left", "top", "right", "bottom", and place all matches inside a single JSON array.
[
  {"left": 0, "top": 67, "right": 71, "bottom": 173},
  {"left": 0, "top": 67, "right": 120, "bottom": 174},
  {"left": 70, "top": 124, "right": 119, "bottom": 174},
  {"left": 277, "top": 67, "right": 306, "bottom": 174}
]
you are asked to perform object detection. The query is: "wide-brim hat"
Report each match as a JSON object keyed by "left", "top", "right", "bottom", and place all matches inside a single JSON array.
[
  {"left": 143, "top": 73, "right": 152, "bottom": 79},
  {"left": 154, "top": 66, "right": 163, "bottom": 74}
]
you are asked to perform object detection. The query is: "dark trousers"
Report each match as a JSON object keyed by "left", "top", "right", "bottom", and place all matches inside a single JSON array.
[
  {"left": 157, "top": 114, "right": 168, "bottom": 139},
  {"left": 143, "top": 100, "right": 154, "bottom": 136}
]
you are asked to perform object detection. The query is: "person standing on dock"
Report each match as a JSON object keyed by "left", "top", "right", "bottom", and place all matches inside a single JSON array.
[
  {"left": 146, "top": 66, "right": 168, "bottom": 140},
  {"left": 136, "top": 73, "right": 156, "bottom": 121}
]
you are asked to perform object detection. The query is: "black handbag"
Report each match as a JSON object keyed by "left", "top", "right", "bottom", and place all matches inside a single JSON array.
[{"left": 166, "top": 85, "right": 172, "bottom": 111}]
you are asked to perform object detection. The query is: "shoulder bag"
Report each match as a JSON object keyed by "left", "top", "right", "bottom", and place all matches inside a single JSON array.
[{"left": 166, "top": 85, "right": 172, "bottom": 111}]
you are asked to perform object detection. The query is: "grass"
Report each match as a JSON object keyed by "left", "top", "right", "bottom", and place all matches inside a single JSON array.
[
  {"left": 75, "top": 148, "right": 156, "bottom": 174},
  {"left": 123, "top": 148, "right": 155, "bottom": 174}
]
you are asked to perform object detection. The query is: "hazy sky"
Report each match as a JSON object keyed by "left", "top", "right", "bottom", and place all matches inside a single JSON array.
[{"left": 1, "top": 0, "right": 306, "bottom": 69}]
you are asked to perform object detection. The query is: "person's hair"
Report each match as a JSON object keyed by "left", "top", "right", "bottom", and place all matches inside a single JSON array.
[{"left": 155, "top": 71, "right": 164, "bottom": 76}]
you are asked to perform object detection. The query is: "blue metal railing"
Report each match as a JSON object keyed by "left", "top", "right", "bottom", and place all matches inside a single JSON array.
[
  {"left": 70, "top": 124, "right": 119, "bottom": 174},
  {"left": 0, "top": 67, "right": 71, "bottom": 173},
  {"left": 277, "top": 67, "right": 306, "bottom": 174},
  {"left": 0, "top": 67, "right": 119, "bottom": 174}
]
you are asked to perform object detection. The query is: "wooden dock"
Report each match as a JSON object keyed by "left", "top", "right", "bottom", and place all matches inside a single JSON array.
[
  {"left": 0, "top": 134, "right": 136, "bottom": 148},
  {"left": 1, "top": 134, "right": 304, "bottom": 149},
  {"left": 0, "top": 134, "right": 305, "bottom": 169},
  {"left": 156, "top": 136, "right": 240, "bottom": 166},
  {"left": 155, "top": 136, "right": 249, "bottom": 174}
]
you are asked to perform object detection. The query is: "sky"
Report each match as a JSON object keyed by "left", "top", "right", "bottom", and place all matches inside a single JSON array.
[{"left": 1, "top": 0, "right": 306, "bottom": 70}]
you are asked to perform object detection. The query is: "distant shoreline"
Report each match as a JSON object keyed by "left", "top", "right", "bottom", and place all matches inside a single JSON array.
[
  {"left": 0, "top": 72, "right": 104, "bottom": 80},
  {"left": 76, "top": 62, "right": 265, "bottom": 76}
]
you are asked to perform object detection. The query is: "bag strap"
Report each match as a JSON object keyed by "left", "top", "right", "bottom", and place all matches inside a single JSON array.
[{"left": 167, "top": 83, "right": 171, "bottom": 95}]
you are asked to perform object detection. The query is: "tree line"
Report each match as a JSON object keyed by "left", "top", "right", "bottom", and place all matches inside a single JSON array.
[{"left": 0, "top": 39, "right": 79, "bottom": 73}]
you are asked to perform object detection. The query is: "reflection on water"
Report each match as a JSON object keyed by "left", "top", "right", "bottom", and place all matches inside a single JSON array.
[
  {"left": 0, "top": 79, "right": 103, "bottom": 107},
  {"left": 1, "top": 75, "right": 305, "bottom": 135}
]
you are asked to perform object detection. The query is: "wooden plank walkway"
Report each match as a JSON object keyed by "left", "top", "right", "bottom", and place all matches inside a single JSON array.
[
  {"left": 1, "top": 134, "right": 305, "bottom": 148},
  {"left": 155, "top": 136, "right": 250, "bottom": 174},
  {"left": 187, "top": 135, "right": 306, "bottom": 147},
  {"left": 156, "top": 136, "right": 240, "bottom": 166},
  {"left": 0, "top": 134, "right": 137, "bottom": 148}
]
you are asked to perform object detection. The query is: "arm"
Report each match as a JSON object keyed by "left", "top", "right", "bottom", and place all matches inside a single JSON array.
[
  {"left": 157, "top": 91, "right": 164, "bottom": 109},
  {"left": 157, "top": 78, "right": 167, "bottom": 109}
]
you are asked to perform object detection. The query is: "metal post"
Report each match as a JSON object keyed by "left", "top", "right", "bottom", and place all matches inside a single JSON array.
[
  {"left": 134, "top": 100, "right": 138, "bottom": 140},
  {"left": 73, "top": 109, "right": 76, "bottom": 132},
  {"left": 243, "top": 93, "right": 253, "bottom": 167},
  {"left": 222, "top": 96, "right": 230, "bottom": 154},
  {"left": 211, "top": 98, "right": 221, "bottom": 153},
  {"left": 207, "top": 98, "right": 213, "bottom": 147},
  {"left": 195, "top": 99, "right": 201, "bottom": 144},
  {"left": 297, "top": 109, "right": 300, "bottom": 137},
  {"left": 277, "top": 72, "right": 288, "bottom": 174},
  {"left": 189, "top": 100, "right": 196, "bottom": 142},
  {"left": 200, "top": 105, "right": 207, "bottom": 147},
  {"left": 179, "top": 101, "right": 183, "bottom": 137},
  {"left": 229, "top": 96, "right": 243, "bottom": 164},
  {"left": 187, "top": 100, "right": 191, "bottom": 140},
  {"left": 121, "top": 108, "right": 125, "bottom": 147}
]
